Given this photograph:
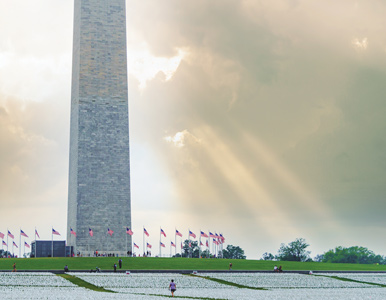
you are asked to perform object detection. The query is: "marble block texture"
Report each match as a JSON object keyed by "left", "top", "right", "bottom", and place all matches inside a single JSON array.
[{"left": 67, "top": 0, "right": 132, "bottom": 255}]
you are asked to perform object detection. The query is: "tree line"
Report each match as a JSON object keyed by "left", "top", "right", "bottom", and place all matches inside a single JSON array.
[
  {"left": 174, "top": 240, "right": 246, "bottom": 259},
  {"left": 262, "top": 238, "right": 386, "bottom": 264}
]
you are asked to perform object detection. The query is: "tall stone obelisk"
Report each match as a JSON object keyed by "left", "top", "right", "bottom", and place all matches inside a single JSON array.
[{"left": 67, "top": 0, "right": 131, "bottom": 256}]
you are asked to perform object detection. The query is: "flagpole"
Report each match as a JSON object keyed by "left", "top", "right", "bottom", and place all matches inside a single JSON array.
[
  {"left": 199, "top": 229, "right": 201, "bottom": 258},
  {"left": 188, "top": 229, "right": 191, "bottom": 258},
  {"left": 207, "top": 237, "right": 209, "bottom": 259},
  {"left": 19, "top": 229, "right": 21, "bottom": 258},
  {"left": 216, "top": 234, "right": 218, "bottom": 258},
  {"left": 174, "top": 228, "right": 177, "bottom": 257},
  {"left": 220, "top": 233, "right": 223, "bottom": 258},
  {"left": 34, "top": 228, "right": 36, "bottom": 258},
  {"left": 51, "top": 227, "right": 53, "bottom": 258},
  {"left": 159, "top": 226, "right": 161, "bottom": 258},
  {"left": 142, "top": 225, "right": 144, "bottom": 257},
  {"left": 208, "top": 229, "right": 211, "bottom": 257},
  {"left": 7, "top": 228, "right": 9, "bottom": 257}
]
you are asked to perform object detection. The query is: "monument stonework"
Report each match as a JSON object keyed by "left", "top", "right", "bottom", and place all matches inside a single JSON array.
[{"left": 67, "top": 0, "right": 131, "bottom": 255}]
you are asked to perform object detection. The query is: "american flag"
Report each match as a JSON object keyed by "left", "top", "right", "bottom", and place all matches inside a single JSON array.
[
  {"left": 8, "top": 230, "right": 14, "bottom": 239},
  {"left": 52, "top": 228, "right": 60, "bottom": 236},
  {"left": 215, "top": 233, "right": 219, "bottom": 239},
  {"left": 107, "top": 228, "right": 114, "bottom": 236},
  {"left": 175, "top": 230, "right": 182, "bottom": 237},
  {"left": 2, "top": 241, "right": 6, "bottom": 246},
  {"left": 89, "top": 228, "right": 93, "bottom": 237},
  {"left": 134, "top": 243, "right": 139, "bottom": 249},
  {"left": 160, "top": 242, "right": 165, "bottom": 248},
  {"left": 171, "top": 241, "right": 176, "bottom": 247},
  {"left": 147, "top": 242, "right": 152, "bottom": 248},
  {"left": 189, "top": 230, "right": 196, "bottom": 239},
  {"left": 20, "top": 229, "right": 28, "bottom": 238},
  {"left": 200, "top": 231, "right": 208, "bottom": 238},
  {"left": 200, "top": 241, "right": 204, "bottom": 246},
  {"left": 219, "top": 233, "right": 225, "bottom": 242},
  {"left": 189, "top": 241, "right": 191, "bottom": 247},
  {"left": 35, "top": 229, "right": 40, "bottom": 239},
  {"left": 160, "top": 228, "right": 166, "bottom": 237},
  {"left": 0, "top": 232, "right": 4, "bottom": 239},
  {"left": 206, "top": 240, "right": 209, "bottom": 247},
  {"left": 209, "top": 232, "right": 216, "bottom": 238},
  {"left": 70, "top": 228, "right": 77, "bottom": 236},
  {"left": 126, "top": 228, "right": 133, "bottom": 235},
  {"left": 144, "top": 228, "right": 149, "bottom": 237},
  {"left": 213, "top": 239, "right": 219, "bottom": 245},
  {"left": 13, "top": 241, "right": 18, "bottom": 248},
  {"left": 24, "top": 242, "right": 30, "bottom": 248}
]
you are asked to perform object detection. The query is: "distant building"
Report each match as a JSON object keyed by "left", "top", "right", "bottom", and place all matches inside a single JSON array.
[{"left": 31, "top": 241, "right": 73, "bottom": 258}]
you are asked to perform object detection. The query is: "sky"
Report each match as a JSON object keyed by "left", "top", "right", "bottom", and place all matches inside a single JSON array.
[{"left": 0, "top": 0, "right": 386, "bottom": 259}]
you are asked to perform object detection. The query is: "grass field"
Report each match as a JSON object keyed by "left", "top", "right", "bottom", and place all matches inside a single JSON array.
[{"left": 1, "top": 257, "right": 386, "bottom": 271}]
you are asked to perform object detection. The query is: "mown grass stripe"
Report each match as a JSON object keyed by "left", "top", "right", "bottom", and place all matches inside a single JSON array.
[
  {"left": 186, "top": 274, "right": 267, "bottom": 290},
  {"left": 314, "top": 274, "right": 386, "bottom": 288},
  {"left": 57, "top": 274, "right": 116, "bottom": 293},
  {"left": 132, "top": 292, "right": 228, "bottom": 299}
]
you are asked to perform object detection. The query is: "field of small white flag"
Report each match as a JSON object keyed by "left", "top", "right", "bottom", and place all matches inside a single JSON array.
[{"left": 2, "top": 272, "right": 386, "bottom": 299}]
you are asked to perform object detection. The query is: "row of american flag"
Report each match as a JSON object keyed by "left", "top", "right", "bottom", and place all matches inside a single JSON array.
[
  {"left": 1, "top": 227, "right": 225, "bottom": 255},
  {"left": 68, "top": 227, "right": 226, "bottom": 251},
  {"left": 0, "top": 228, "right": 57, "bottom": 253},
  {"left": 68, "top": 228, "right": 225, "bottom": 242}
]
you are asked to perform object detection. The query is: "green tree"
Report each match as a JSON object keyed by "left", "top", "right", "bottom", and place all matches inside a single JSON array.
[
  {"left": 262, "top": 252, "right": 275, "bottom": 260},
  {"left": 322, "top": 246, "right": 385, "bottom": 264},
  {"left": 276, "top": 238, "right": 310, "bottom": 262},
  {"left": 182, "top": 240, "right": 200, "bottom": 258},
  {"left": 222, "top": 245, "right": 246, "bottom": 259},
  {"left": 200, "top": 249, "right": 211, "bottom": 258},
  {"left": 0, "top": 249, "right": 11, "bottom": 258},
  {"left": 314, "top": 254, "right": 324, "bottom": 262}
]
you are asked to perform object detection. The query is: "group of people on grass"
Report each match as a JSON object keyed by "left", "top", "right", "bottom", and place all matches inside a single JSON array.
[{"left": 273, "top": 265, "right": 283, "bottom": 272}]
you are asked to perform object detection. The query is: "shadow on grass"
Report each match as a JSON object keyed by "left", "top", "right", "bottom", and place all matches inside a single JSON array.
[
  {"left": 185, "top": 274, "right": 267, "bottom": 290},
  {"left": 315, "top": 274, "right": 386, "bottom": 288},
  {"left": 57, "top": 274, "right": 116, "bottom": 293},
  {"left": 133, "top": 293, "right": 228, "bottom": 299}
]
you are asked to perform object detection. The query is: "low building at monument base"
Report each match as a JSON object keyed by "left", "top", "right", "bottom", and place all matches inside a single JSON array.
[{"left": 31, "top": 241, "right": 73, "bottom": 258}]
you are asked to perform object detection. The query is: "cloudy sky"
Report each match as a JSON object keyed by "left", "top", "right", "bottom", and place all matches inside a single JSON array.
[{"left": 1, "top": 0, "right": 386, "bottom": 259}]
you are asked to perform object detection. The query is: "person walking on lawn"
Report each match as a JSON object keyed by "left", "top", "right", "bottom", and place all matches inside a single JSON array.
[{"left": 169, "top": 279, "right": 176, "bottom": 297}]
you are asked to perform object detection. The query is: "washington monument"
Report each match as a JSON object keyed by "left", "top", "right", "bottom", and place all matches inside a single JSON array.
[{"left": 67, "top": 0, "right": 131, "bottom": 256}]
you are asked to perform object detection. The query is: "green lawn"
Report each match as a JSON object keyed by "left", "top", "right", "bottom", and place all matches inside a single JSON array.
[{"left": 1, "top": 257, "right": 386, "bottom": 271}]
